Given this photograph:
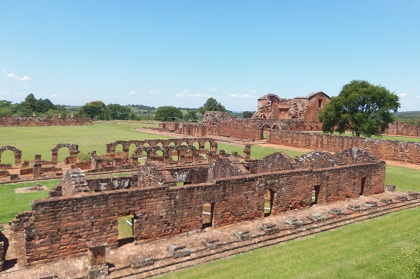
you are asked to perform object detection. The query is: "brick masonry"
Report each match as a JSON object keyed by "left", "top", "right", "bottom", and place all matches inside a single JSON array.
[
  {"left": 0, "top": 116, "right": 92, "bottom": 126},
  {"left": 385, "top": 121, "right": 420, "bottom": 137},
  {"left": 21, "top": 147, "right": 385, "bottom": 264},
  {"left": 268, "top": 130, "right": 420, "bottom": 164}
]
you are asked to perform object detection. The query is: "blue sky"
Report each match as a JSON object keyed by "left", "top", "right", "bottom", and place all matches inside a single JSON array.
[{"left": 1, "top": 0, "right": 419, "bottom": 112}]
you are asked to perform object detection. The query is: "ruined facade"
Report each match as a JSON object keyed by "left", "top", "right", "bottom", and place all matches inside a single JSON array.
[
  {"left": 13, "top": 138, "right": 385, "bottom": 264},
  {"left": 0, "top": 116, "right": 92, "bottom": 126},
  {"left": 252, "top": 91, "right": 330, "bottom": 121},
  {"left": 268, "top": 130, "right": 420, "bottom": 165},
  {"left": 159, "top": 111, "right": 323, "bottom": 140}
]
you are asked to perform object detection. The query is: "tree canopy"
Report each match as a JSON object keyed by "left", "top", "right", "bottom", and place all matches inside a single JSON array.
[
  {"left": 154, "top": 106, "right": 183, "bottom": 121},
  {"left": 198, "top": 97, "right": 227, "bottom": 114},
  {"left": 242, "top": 111, "right": 254, "bottom": 118},
  {"left": 184, "top": 110, "right": 198, "bottom": 122},
  {"left": 79, "top": 101, "right": 106, "bottom": 120},
  {"left": 318, "top": 80, "right": 400, "bottom": 137},
  {"left": 0, "top": 94, "right": 68, "bottom": 117}
]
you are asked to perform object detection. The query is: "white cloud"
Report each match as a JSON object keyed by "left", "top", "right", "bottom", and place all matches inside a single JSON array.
[
  {"left": 2, "top": 70, "right": 31, "bottom": 81},
  {"left": 128, "top": 90, "right": 136, "bottom": 96},
  {"left": 148, "top": 90, "right": 159, "bottom": 95},
  {"left": 229, "top": 92, "right": 255, "bottom": 99},
  {"left": 415, "top": 96, "right": 420, "bottom": 99},
  {"left": 397, "top": 93, "right": 407, "bottom": 97},
  {"left": 176, "top": 89, "right": 208, "bottom": 98}
]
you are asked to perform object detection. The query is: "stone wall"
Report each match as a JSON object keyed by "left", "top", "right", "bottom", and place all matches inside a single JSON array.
[
  {"left": 384, "top": 121, "right": 420, "bottom": 137},
  {"left": 0, "top": 231, "right": 5, "bottom": 272},
  {"left": 0, "top": 116, "right": 92, "bottom": 126},
  {"left": 22, "top": 148, "right": 385, "bottom": 263},
  {"left": 159, "top": 112, "right": 323, "bottom": 140},
  {"left": 268, "top": 131, "right": 420, "bottom": 164}
]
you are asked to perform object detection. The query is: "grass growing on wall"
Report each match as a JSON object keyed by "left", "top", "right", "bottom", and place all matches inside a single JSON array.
[{"left": 161, "top": 206, "right": 420, "bottom": 279}]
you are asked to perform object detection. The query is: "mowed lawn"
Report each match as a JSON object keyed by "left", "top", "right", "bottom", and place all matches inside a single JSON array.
[{"left": 161, "top": 207, "right": 420, "bottom": 279}]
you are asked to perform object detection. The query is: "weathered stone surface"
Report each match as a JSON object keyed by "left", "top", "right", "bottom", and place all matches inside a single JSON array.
[
  {"left": 130, "top": 256, "right": 154, "bottom": 269},
  {"left": 19, "top": 146, "right": 385, "bottom": 264},
  {"left": 260, "top": 223, "right": 280, "bottom": 235},
  {"left": 234, "top": 230, "right": 252, "bottom": 241},
  {"left": 168, "top": 245, "right": 191, "bottom": 258},
  {"left": 0, "top": 116, "right": 92, "bottom": 127}
]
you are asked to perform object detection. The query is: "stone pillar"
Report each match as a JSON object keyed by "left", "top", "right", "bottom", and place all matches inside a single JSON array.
[
  {"left": 35, "top": 154, "right": 42, "bottom": 163},
  {"left": 15, "top": 151, "right": 22, "bottom": 166},
  {"left": 87, "top": 242, "right": 108, "bottom": 279},
  {"left": 243, "top": 144, "right": 251, "bottom": 160},
  {"left": 51, "top": 150, "right": 58, "bottom": 163},
  {"left": 33, "top": 162, "right": 42, "bottom": 179}
]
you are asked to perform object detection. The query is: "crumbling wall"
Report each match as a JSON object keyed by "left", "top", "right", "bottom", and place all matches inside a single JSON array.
[
  {"left": 384, "top": 121, "right": 420, "bottom": 137},
  {"left": 23, "top": 150, "right": 385, "bottom": 264},
  {"left": 0, "top": 116, "right": 92, "bottom": 127},
  {"left": 0, "top": 231, "right": 7, "bottom": 272},
  {"left": 268, "top": 131, "right": 420, "bottom": 164},
  {"left": 159, "top": 113, "right": 323, "bottom": 140},
  {"left": 248, "top": 152, "right": 297, "bottom": 173}
]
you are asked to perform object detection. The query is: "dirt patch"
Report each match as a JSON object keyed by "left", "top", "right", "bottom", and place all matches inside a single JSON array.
[{"left": 14, "top": 184, "right": 49, "bottom": 194}]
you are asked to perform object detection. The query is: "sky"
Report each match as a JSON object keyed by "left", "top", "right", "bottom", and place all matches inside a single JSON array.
[{"left": 1, "top": 0, "right": 419, "bottom": 112}]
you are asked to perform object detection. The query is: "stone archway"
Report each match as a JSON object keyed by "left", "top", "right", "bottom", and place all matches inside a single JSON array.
[
  {"left": 51, "top": 143, "right": 80, "bottom": 163},
  {"left": 0, "top": 145, "right": 22, "bottom": 166}
]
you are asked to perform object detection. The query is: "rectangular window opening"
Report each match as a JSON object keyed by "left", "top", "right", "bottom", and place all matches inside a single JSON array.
[
  {"left": 202, "top": 202, "right": 215, "bottom": 229},
  {"left": 118, "top": 215, "right": 134, "bottom": 246},
  {"left": 312, "top": 185, "right": 320, "bottom": 205},
  {"left": 264, "top": 190, "right": 275, "bottom": 217},
  {"left": 360, "top": 177, "right": 366, "bottom": 196},
  {"left": 318, "top": 99, "right": 322, "bottom": 109}
]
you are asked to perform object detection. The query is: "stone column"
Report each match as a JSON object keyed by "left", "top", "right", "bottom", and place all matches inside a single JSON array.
[
  {"left": 33, "top": 163, "right": 42, "bottom": 179},
  {"left": 87, "top": 242, "right": 108, "bottom": 279}
]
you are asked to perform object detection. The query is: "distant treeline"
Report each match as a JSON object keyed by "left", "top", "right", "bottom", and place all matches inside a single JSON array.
[{"left": 394, "top": 111, "right": 420, "bottom": 126}]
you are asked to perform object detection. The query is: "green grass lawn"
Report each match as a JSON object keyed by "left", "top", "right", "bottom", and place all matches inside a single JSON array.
[
  {"left": 0, "top": 180, "right": 58, "bottom": 224},
  {"left": 0, "top": 121, "right": 165, "bottom": 164},
  {"left": 160, "top": 206, "right": 420, "bottom": 279}
]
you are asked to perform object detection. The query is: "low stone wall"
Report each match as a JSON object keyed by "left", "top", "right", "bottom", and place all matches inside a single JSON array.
[
  {"left": 159, "top": 113, "right": 323, "bottom": 140},
  {"left": 268, "top": 131, "right": 420, "bottom": 164},
  {"left": 0, "top": 116, "right": 92, "bottom": 127},
  {"left": 384, "top": 121, "right": 420, "bottom": 137}
]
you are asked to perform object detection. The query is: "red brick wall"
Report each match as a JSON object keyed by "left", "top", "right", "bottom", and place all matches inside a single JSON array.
[
  {"left": 0, "top": 116, "right": 92, "bottom": 127},
  {"left": 24, "top": 161, "right": 384, "bottom": 263},
  {"left": 161, "top": 118, "right": 323, "bottom": 140},
  {"left": 384, "top": 122, "right": 420, "bottom": 137},
  {"left": 268, "top": 131, "right": 420, "bottom": 164}
]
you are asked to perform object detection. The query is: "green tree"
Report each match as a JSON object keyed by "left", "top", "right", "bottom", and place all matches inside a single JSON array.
[
  {"left": 0, "top": 101, "right": 13, "bottom": 117},
  {"left": 184, "top": 110, "right": 198, "bottom": 122},
  {"left": 106, "top": 104, "right": 131, "bottom": 120},
  {"left": 79, "top": 101, "right": 106, "bottom": 120},
  {"left": 318, "top": 80, "right": 400, "bottom": 137},
  {"left": 154, "top": 106, "right": 183, "bottom": 121},
  {"left": 198, "top": 97, "right": 227, "bottom": 115},
  {"left": 242, "top": 111, "right": 254, "bottom": 118}
]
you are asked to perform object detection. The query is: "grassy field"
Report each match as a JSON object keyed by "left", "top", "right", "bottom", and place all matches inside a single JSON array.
[
  {"left": 161, "top": 207, "right": 420, "bottom": 279},
  {"left": 316, "top": 131, "right": 420, "bottom": 143}
]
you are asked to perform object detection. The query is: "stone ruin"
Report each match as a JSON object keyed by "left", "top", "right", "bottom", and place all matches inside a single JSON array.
[
  {"left": 7, "top": 138, "right": 387, "bottom": 265},
  {"left": 0, "top": 116, "right": 92, "bottom": 127},
  {"left": 251, "top": 91, "right": 330, "bottom": 121}
]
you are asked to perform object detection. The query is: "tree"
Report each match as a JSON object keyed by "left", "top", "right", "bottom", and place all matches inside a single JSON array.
[
  {"left": 184, "top": 110, "right": 198, "bottom": 122},
  {"left": 106, "top": 104, "right": 131, "bottom": 120},
  {"left": 242, "top": 111, "right": 254, "bottom": 118},
  {"left": 79, "top": 101, "right": 106, "bottom": 120},
  {"left": 198, "top": 97, "right": 227, "bottom": 115},
  {"left": 318, "top": 80, "right": 400, "bottom": 137},
  {"left": 154, "top": 106, "right": 183, "bottom": 121}
]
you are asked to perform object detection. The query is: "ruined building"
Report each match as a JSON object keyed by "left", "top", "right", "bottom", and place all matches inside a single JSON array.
[
  {"left": 252, "top": 91, "right": 330, "bottom": 121},
  {"left": 9, "top": 138, "right": 386, "bottom": 264}
]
